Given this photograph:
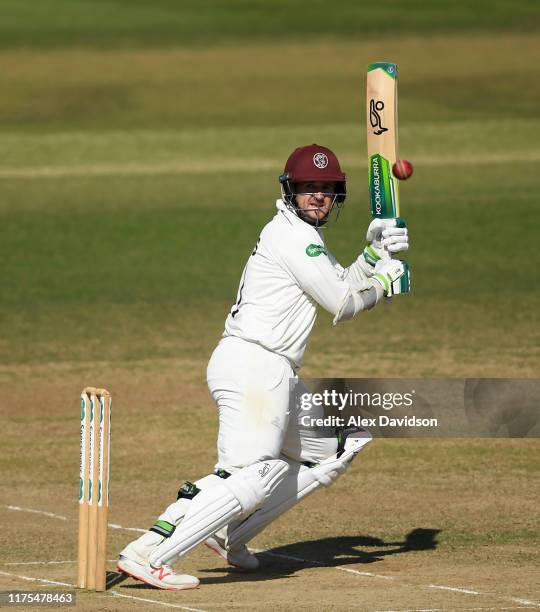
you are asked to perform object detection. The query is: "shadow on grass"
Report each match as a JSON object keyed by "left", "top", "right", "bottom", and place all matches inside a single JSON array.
[
  {"left": 105, "top": 570, "right": 129, "bottom": 589},
  {"left": 113, "top": 528, "right": 440, "bottom": 589},
  {"left": 198, "top": 527, "right": 441, "bottom": 585}
]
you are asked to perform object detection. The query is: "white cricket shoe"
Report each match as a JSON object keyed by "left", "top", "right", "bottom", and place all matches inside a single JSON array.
[
  {"left": 205, "top": 533, "right": 259, "bottom": 571},
  {"left": 117, "top": 537, "right": 199, "bottom": 591}
]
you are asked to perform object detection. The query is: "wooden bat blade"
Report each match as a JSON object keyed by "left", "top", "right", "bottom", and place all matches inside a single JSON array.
[{"left": 366, "top": 62, "right": 399, "bottom": 218}]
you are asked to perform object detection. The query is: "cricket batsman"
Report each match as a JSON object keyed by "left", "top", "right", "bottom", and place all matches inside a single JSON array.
[{"left": 117, "top": 144, "right": 410, "bottom": 589}]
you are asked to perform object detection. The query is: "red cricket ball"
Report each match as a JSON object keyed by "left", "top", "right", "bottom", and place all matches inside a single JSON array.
[{"left": 392, "top": 159, "right": 414, "bottom": 180}]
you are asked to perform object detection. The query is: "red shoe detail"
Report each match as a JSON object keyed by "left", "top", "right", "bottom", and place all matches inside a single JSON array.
[
  {"left": 117, "top": 564, "right": 198, "bottom": 591},
  {"left": 152, "top": 567, "right": 172, "bottom": 581}
]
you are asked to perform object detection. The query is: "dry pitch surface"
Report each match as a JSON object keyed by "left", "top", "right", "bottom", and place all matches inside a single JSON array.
[{"left": 1, "top": 357, "right": 538, "bottom": 612}]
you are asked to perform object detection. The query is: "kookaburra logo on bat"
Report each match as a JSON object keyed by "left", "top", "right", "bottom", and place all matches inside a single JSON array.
[{"left": 370, "top": 99, "right": 388, "bottom": 135}]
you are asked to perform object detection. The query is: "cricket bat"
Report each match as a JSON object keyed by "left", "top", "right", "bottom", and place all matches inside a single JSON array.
[
  {"left": 366, "top": 62, "right": 400, "bottom": 219},
  {"left": 366, "top": 62, "right": 410, "bottom": 292}
]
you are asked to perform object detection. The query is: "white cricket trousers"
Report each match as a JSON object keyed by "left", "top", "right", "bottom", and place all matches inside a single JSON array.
[{"left": 207, "top": 336, "right": 337, "bottom": 472}]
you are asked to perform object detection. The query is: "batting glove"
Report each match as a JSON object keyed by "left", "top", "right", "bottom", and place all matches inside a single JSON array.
[
  {"left": 372, "top": 258, "right": 410, "bottom": 297},
  {"left": 363, "top": 217, "right": 409, "bottom": 267}
]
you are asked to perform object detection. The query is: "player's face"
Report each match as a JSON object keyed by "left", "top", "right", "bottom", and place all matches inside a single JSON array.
[{"left": 294, "top": 181, "right": 336, "bottom": 222}]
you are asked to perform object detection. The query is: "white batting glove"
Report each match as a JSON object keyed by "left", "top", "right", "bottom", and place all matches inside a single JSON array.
[
  {"left": 363, "top": 218, "right": 409, "bottom": 267},
  {"left": 372, "top": 258, "right": 410, "bottom": 297}
]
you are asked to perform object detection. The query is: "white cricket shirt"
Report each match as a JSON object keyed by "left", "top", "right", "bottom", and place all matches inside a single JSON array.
[{"left": 224, "top": 199, "right": 372, "bottom": 368}]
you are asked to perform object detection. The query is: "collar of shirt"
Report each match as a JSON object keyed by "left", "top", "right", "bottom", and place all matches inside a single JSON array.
[
  {"left": 275, "top": 198, "right": 325, "bottom": 239},
  {"left": 275, "top": 198, "right": 290, "bottom": 213}
]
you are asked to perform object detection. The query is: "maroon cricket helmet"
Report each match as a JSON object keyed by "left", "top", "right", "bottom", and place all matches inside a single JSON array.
[
  {"left": 282, "top": 144, "right": 346, "bottom": 183},
  {"left": 279, "top": 144, "right": 347, "bottom": 226}
]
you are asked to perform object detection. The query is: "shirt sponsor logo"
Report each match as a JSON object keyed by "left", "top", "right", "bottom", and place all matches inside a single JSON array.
[{"left": 306, "top": 244, "right": 327, "bottom": 257}]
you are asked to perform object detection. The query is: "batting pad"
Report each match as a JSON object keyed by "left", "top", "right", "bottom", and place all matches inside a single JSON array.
[
  {"left": 149, "top": 459, "right": 288, "bottom": 567},
  {"left": 157, "top": 474, "right": 223, "bottom": 528},
  {"left": 312, "top": 429, "right": 372, "bottom": 486},
  {"left": 227, "top": 433, "right": 372, "bottom": 550}
]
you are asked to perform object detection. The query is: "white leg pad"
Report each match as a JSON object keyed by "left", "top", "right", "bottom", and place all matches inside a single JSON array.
[
  {"left": 149, "top": 459, "right": 288, "bottom": 567},
  {"left": 120, "top": 474, "right": 223, "bottom": 560},
  {"left": 227, "top": 461, "right": 316, "bottom": 550},
  {"left": 223, "top": 460, "right": 289, "bottom": 515},
  {"left": 157, "top": 474, "right": 222, "bottom": 526},
  {"left": 227, "top": 431, "right": 372, "bottom": 550}
]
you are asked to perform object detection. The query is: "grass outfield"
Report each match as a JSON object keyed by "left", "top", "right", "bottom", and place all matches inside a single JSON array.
[
  {"left": 2, "top": 35, "right": 540, "bottom": 132},
  {"left": 0, "top": 35, "right": 539, "bottom": 372},
  {"left": 1, "top": 0, "right": 538, "bottom": 49},
  {"left": 1, "top": 4, "right": 539, "bottom": 610}
]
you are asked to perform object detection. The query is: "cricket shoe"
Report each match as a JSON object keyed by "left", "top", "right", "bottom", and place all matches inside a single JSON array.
[
  {"left": 205, "top": 533, "right": 259, "bottom": 571},
  {"left": 117, "top": 555, "right": 199, "bottom": 591},
  {"left": 117, "top": 537, "right": 199, "bottom": 590}
]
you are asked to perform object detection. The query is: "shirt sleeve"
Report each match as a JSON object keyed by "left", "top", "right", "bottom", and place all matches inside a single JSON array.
[
  {"left": 274, "top": 229, "right": 374, "bottom": 317},
  {"left": 343, "top": 254, "right": 376, "bottom": 280}
]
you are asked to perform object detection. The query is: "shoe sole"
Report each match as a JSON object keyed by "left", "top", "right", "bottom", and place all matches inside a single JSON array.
[{"left": 117, "top": 560, "right": 199, "bottom": 591}]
